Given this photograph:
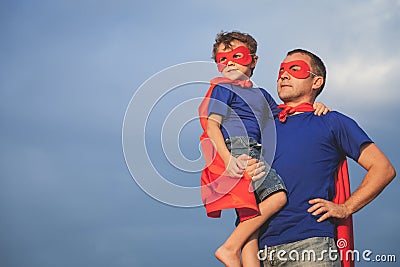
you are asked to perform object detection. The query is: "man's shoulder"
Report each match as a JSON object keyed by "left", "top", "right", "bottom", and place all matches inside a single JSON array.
[
  {"left": 319, "top": 110, "right": 364, "bottom": 133},
  {"left": 321, "top": 110, "right": 356, "bottom": 123}
]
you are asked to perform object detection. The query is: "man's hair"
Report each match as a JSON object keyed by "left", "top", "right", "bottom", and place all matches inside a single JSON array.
[
  {"left": 212, "top": 31, "right": 258, "bottom": 76},
  {"left": 287, "top": 49, "right": 326, "bottom": 97}
]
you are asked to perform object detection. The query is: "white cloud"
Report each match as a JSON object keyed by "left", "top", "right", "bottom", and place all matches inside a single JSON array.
[{"left": 328, "top": 55, "right": 397, "bottom": 104}]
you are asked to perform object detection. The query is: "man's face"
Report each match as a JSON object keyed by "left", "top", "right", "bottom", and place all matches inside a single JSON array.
[
  {"left": 215, "top": 40, "right": 256, "bottom": 80},
  {"left": 277, "top": 53, "right": 317, "bottom": 104}
]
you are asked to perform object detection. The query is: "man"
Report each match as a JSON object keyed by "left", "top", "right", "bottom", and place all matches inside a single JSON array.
[{"left": 249, "top": 49, "right": 395, "bottom": 266}]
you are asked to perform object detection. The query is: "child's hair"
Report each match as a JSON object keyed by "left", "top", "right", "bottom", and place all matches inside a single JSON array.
[
  {"left": 212, "top": 31, "right": 258, "bottom": 76},
  {"left": 212, "top": 31, "right": 257, "bottom": 61}
]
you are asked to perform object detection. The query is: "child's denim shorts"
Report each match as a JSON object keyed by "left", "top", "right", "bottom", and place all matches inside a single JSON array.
[{"left": 225, "top": 136, "right": 287, "bottom": 202}]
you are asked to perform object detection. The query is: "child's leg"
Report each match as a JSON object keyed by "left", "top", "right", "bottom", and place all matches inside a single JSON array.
[
  {"left": 215, "top": 191, "right": 286, "bottom": 267},
  {"left": 241, "top": 231, "right": 260, "bottom": 267}
]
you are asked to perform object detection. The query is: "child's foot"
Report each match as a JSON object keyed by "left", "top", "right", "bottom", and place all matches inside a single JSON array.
[{"left": 215, "top": 245, "right": 242, "bottom": 267}]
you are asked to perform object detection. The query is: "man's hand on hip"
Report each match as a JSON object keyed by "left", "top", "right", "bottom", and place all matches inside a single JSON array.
[{"left": 307, "top": 198, "right": 351, "bottom": 222}]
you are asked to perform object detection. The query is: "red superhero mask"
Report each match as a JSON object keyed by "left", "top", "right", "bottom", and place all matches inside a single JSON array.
[
  {"left": 215, "top": 46, "right": 253, "bottom": 72},
  {"left": 278, "top": 60, "right": 316, "bottom": 80}
]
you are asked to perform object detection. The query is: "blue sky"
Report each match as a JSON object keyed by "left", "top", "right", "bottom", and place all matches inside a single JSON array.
[{"left": 1, "top": 1, "right": 399, "bottom": 266}]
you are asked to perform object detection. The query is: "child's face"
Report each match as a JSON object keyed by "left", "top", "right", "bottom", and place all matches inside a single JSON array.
[{"left": 215, "top": 40, "right": 256, "bottom": 80}]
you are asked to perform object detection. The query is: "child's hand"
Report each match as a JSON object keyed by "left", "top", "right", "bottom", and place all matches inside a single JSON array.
[
  {"left": 313, "top": 102, "right": 332, "bottom": 116},
  {"left": 247, "top": 160, "right": 266, "bottom": 181},
  {"left": 224, "top": 154, "right": 250, "bottom": 178}
]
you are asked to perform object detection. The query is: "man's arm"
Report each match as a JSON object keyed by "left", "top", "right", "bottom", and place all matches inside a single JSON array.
[
  {"left": 308, "top": 143, "right": 396, "bottom": 222},
  {"left": 207, "top": 113, "right": 249, "bottom": 178}
]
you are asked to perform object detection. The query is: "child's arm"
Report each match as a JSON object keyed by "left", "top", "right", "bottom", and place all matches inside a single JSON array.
[
  {"left": 207, "top": 113, "right": 248, "bottom": 178},
  {"left": 313, "top": 102, "right": 332, "bottom": 115}
]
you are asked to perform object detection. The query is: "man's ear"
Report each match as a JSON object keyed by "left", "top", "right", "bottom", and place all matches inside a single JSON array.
[{"left": 312, "top": 76, "right": 323, "bottom": 90}]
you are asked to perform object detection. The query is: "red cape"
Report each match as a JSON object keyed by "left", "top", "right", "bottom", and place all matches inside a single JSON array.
[
  {"left": 198, "top": 83, "right": 259, "bottom": 222},
  {"left": 334, "top": 159, "right": 355, "bottom": 267}
]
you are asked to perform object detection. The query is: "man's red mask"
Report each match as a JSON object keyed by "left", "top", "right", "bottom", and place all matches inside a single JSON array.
[
  {"left": 278, "top": 60, "right": 315, "bottom": 80},
  {"left": 215, "top": 46, "right": 253, "bottom": 72}
]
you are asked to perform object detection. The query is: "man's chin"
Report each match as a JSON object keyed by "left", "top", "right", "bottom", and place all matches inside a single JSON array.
[{"left": 278, "top": 95, "right": 292, "bottom": 102}]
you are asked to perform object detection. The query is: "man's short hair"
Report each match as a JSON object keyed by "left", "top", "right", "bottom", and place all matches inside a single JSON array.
[{"left": 287, "top": 49, "right": 327, "bottom": 96}]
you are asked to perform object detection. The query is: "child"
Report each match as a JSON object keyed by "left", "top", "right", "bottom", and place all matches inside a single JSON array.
[{"left": 199, "top": 31, "right": 329, "bottom": 267}]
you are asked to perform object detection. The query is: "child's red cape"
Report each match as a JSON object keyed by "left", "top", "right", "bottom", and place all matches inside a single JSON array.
[{"left": 198, "top": 83, "right": 259, "bottom": 222}]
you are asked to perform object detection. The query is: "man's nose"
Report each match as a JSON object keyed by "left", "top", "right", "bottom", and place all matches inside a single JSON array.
[
  {"left": 227, "top": 60, "right": 235, "bottom": 66},
  {"left": 280, "top": 70, "right": 290, "bottom": 79}
]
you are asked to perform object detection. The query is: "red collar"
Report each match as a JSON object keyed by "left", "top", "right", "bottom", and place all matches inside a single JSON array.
[
  {"left": 277, "top": 103, "right": 314, "bottom": 122},
  {"left": 210, "top": 77, "right": 253, "bottom": 88}
]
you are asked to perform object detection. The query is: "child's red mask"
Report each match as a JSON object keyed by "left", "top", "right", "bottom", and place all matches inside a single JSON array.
[
  {"left": 215, "top": 46, "right": 253, "bottom": 72},
  {"left": 278, "top": 60, "right": 314, "bottom": 80}
]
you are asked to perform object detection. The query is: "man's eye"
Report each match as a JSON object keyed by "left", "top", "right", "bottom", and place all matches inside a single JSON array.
[
  {"left": 290, "top": 66, "right": 301, "bottom": 71},
  {"left": 279, "top": 68, "right": 284, "bottom": 73},
  {"left": 233, "top": 53, "right": 243, "bottom": 59},
  {"left": 219, "top": 57, "right": 227, "bottom": 62}
]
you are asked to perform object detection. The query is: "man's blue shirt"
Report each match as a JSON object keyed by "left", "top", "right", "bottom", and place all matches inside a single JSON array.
[{"left": 258, "top": 111, "right": 372, "bottom": 247}]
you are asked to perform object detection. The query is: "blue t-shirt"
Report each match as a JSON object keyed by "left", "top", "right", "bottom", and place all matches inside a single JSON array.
[
  {"left": 258, "top": 111, "right": 373, "bottom": 247},
  {"left": 207, "top": 84, "right": 279, "bottom": 143}
]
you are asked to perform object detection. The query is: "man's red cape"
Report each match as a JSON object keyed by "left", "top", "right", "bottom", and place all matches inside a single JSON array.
[
  {"left": 334, "top": 159, "right": 355, "bottom": 267},
  {"left": 198, "top": 83, "right": 259, "bottom": 222}
]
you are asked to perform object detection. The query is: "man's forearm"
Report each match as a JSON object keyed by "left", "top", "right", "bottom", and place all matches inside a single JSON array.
[
  {"left": 307, "top": 144, "right": 395, "bottom": 222},
  {"left": 344, "top": 143, "right": 396, "bottom": 216}
]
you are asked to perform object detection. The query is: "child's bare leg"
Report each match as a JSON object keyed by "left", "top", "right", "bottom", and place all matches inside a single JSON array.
[
  {"left": 215, "top": 191, "right": 286, "bottom": 267},
  {"left": 215, "top": 243, "right": 242, "bottom": 267},
  {"left": 241, "top": 231, "right": 260, "bottom": 267}
]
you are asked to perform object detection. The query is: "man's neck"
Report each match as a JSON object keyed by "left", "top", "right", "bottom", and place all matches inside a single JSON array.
[
  {"left": 284, "top": 99, "right": 314, "bottom": 107},
  {"left": 283, "top": 100, "right": 314, "bottom": 115}
]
